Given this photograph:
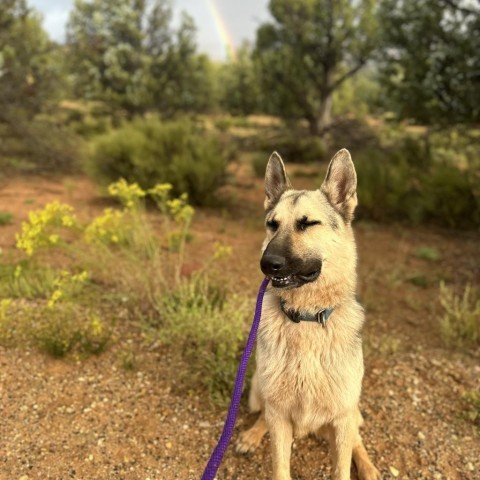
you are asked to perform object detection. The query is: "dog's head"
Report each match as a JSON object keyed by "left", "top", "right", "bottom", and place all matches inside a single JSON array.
[{"left": 260, "top": 149, "right": 358, "bottom": 290}]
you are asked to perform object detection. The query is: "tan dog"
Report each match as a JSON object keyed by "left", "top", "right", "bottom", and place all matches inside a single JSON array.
[{"left": 236, "top": 149, "right": 380, "bottom": 480}]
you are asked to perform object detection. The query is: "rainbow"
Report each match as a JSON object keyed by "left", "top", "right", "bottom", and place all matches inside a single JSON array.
[{"left": 206, "top": 0, "right": 237, "bottom": 61}]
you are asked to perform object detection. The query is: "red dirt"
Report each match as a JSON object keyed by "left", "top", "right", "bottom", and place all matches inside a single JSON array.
[{"left": 0, "top": 171, "right": 479, "bottom": 480}]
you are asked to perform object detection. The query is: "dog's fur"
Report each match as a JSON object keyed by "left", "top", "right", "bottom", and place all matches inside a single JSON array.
[{"left": 235, "top": 149, "right": 380, "bottom": 480}]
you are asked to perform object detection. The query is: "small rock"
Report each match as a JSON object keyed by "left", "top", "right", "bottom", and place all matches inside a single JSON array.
[
  {"left": 467, "top": 462, "right": 474, "bottom": 472},
  {"left": 165, "top": 441, "right": 172, "bottom": 449},
  {"left": 389, "top": 466, "right": 399, "bottom": 477},
  {"left": 418, "top": 431, "right": 426, "bottom": 441}
]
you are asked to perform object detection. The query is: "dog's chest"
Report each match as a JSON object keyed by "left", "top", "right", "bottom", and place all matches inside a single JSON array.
[{"left": 256, "top": 304, "right": 363, "bottom": 429}]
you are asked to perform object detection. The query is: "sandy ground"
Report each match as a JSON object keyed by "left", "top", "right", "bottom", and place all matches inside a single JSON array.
[{"left": 0, "top": 172, "right": 479, "bottom": 480}]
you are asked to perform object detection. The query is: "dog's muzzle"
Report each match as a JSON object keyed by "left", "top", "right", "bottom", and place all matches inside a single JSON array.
[{"left": 260, "top": 253, "right": 321, "bottom": 289}]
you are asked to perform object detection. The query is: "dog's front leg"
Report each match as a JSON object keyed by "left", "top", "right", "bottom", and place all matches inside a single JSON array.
[
  {"left": 330, "top": 414, "right": 356, "bottom": 480},
  {"left": 265, "top": 406, "right": 293, "bottom": 480}
]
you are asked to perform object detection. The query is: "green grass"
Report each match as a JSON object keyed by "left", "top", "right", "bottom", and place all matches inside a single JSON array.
[
  {"left": 0, "top": 180, "right": 242, "bottom": 404},
  {"left": 439, "top": 282, "right": 480, "bottom": 348},
  {"left": 155, "top": 275, "right": 250, "bottom": 405},
  {"left": 0, "top": 211, "right": 13, "bottom": 225},
  {"left": 415, "top": 246, "right": 441, "bottom": 262},
  {"left": 406, "top": 274, "right": 429, "bottom": 288},
  {"left": 463, "top": 390, "right": 480, "bottom": 428},
  {"left": 0, "top": 297, "right": 112, "bottom": 357}
]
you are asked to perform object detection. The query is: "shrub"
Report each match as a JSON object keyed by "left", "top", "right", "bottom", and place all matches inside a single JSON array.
[
  {"left": 87, "top": 117, "right": 227, "bottom": 205},
  {"left": 156, "top": 275, "right": 249, "bottom": 405},
  {"left": 256, "top": 134, "right": 326, "bottom": 164},
  {"left": 0, "top": 270, "right": 111, "bottom": 357},
  {"left": 0, "top": 212, "right": 13, "bottom": 225},
  {"left": 251, "top": 152, "right": 268, "bottom": 178},
  {"left": 439, "top": 282, "right": 480, "bottom": 349},
  {"left": 463, "top": 390, "right": 480, "bottom": 428},
  {"left": 355, "top": 136, "right": 480, "bottom": 228}
]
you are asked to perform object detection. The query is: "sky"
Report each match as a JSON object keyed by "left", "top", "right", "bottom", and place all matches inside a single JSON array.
[{"left": 29, "top": 0, "right": 271, "bottom": 61}]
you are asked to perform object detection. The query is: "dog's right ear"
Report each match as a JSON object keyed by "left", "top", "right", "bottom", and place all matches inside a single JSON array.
[{"left": 264, "top": 151, "right": 290, "bottom": 211}]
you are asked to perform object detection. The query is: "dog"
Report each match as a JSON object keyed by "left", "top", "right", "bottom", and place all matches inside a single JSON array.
[{"left": 235, "top": 149, "right": 380, "bottom": 480}]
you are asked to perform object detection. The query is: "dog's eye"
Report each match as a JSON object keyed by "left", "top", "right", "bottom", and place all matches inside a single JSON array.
[
  {"left": 297, "top": 218, "right": 321, "bottom": 232},
  {"left": 266, "top": 219, "right": 279, "bottom": 232}
]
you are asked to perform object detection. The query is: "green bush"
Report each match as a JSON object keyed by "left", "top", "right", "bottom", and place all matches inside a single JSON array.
[
  {"left": 439, "top": 282, "right": 480, "bottom": 349},
  {"left": 257, "top": 134, "right": 326, "bottom": 164},
  {"left": 156, "top": 275, "right": 249, "bottom": 405},
  {"left": 251, "top": 152, "right": 268, "bottom": 177},
  {"left": 355, "top": 135, "right": 480, "bottom": 228},
  {"left": 87, "top": 117, "right": 227, "bottom": 205}
]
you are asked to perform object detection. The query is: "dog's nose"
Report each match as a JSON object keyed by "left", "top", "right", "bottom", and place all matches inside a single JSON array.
[{"left": 260, "top": 253, "right": 286, "bottom": 275}]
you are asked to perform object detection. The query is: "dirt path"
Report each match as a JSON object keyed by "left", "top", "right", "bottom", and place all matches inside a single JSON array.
[{"left": 0, "top": 174, "right": 479, "bottom": 479}]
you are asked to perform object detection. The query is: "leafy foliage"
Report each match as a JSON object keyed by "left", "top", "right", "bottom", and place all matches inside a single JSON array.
[
  {"left": 87, "top": 118, "right": 226, "bottom": 205},
  {"left": 378, "top": 0, "right": 480, "bottom": 125},
  {"left": 355, "top": 145, "right": 480, "bottom": 228},
  {"left": 219, "top": 43, "right": 262, "bottom": 116},
  {"left": 66, "top": 0, "right": 215, "bottom": 116},
  {"left": 255, "top": 0, "right": 379, "bottom": 133},
  {"left": 0, "top": 0, "right": 77, "bottom": 170}
]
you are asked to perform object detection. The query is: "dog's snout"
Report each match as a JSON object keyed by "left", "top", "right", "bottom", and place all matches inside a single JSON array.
[{"left": 260, "top": 253, "right": 286, "bottom": 275}]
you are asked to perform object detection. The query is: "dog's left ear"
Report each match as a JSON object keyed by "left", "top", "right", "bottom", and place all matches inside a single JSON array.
[{"left": 320, "top": 148, "right": 357, "bottom": 222}]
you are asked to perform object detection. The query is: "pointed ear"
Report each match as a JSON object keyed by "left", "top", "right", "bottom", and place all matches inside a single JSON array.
[
  {"left": 320, "top": 149, "right": 357, "bottom": 222},
  {"left": 264, "top": 151, "right": 291, "bottom": 210}
]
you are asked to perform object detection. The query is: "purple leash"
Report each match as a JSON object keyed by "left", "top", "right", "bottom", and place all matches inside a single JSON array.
[{"left": 201, "top": 277, "right": 270, "bottom": 480}]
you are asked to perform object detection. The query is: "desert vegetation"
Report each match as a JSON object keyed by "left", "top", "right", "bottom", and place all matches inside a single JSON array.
[{"left": 0, "top": 1, "right": 478, "bottom": 478}]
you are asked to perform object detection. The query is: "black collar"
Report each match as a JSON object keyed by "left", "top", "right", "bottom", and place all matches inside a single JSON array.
[{"left": 280, "top": 299, "right": 334, "bottom": 327}]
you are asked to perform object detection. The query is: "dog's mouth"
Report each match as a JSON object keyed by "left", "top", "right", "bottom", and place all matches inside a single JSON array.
[{"left": 270, "top": 270, "right": 320, "bottom": 289}]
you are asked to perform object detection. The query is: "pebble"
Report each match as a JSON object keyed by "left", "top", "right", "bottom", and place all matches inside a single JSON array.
[{"left": 389, "top": 466, "right": 399, "bottom": 477}]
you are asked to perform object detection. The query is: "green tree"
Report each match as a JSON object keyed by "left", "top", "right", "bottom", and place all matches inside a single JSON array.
[
  {"left": 0, "top": 0, "right": 61, "bottom": 116},
  {"left": 66, "top": 0, "right": 213, "bottom": 117},
  {"left": 219, "top": 42, "right": 261, "bottom": 116},
  {"left": 378, "top": 0, "right": 480, "bottom": 125},
  {"left": 255, "top": 0, "right": 378, "bottom": 134},
  {"left": 0, "top": 0, "right": 69, "bottom": 169},
  {"left": 66, "top": 0, "right": 149, "bottom": 116},
  {"left": 146, "top": 8, "right": 214, "bottom": 115}
]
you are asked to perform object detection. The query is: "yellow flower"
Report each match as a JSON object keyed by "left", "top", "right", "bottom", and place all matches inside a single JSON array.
[
  {"left": 85, "top": 208, "right": 125, "bottom": 245},
  {"left": 16, "top": 201, "right": 77, "bottom": 256},
  {"left": 49, "top": 234, "right": 59, "bottom": 245},
  {"left": 108, "top": 179, "right": 146, "bottom": 209},
  {"left": 90, "top": 317, "right": 103, "bottom": 336},
  {"left": 47, "top": 289, "right": 63, "bottom": 308},
  {"left": 213, "top": 242, "right": 232, "bottom": 260},
  {"left": 1, "top": 299, "right": 12, "bottom": 322}
]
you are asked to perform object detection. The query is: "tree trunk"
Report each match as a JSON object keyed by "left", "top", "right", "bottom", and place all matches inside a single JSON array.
[
  {"left": 308, "top": 86, "right": 333, "bottom": 136},
  {"left": 316, "top": 92, "right": 333, "bottom": 134}
]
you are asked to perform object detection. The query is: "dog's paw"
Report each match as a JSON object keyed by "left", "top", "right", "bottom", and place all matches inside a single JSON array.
[
  {"left": 235, "top": 429, "right": 263, "bottom": 455},
  {"left": 357, "top": 464, "right": 382, "bottom": 480}
]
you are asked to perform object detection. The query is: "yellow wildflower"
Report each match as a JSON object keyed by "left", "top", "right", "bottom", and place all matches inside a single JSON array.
[{"left": 108, "top": 179, "right": 146, "bottom": 210}]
